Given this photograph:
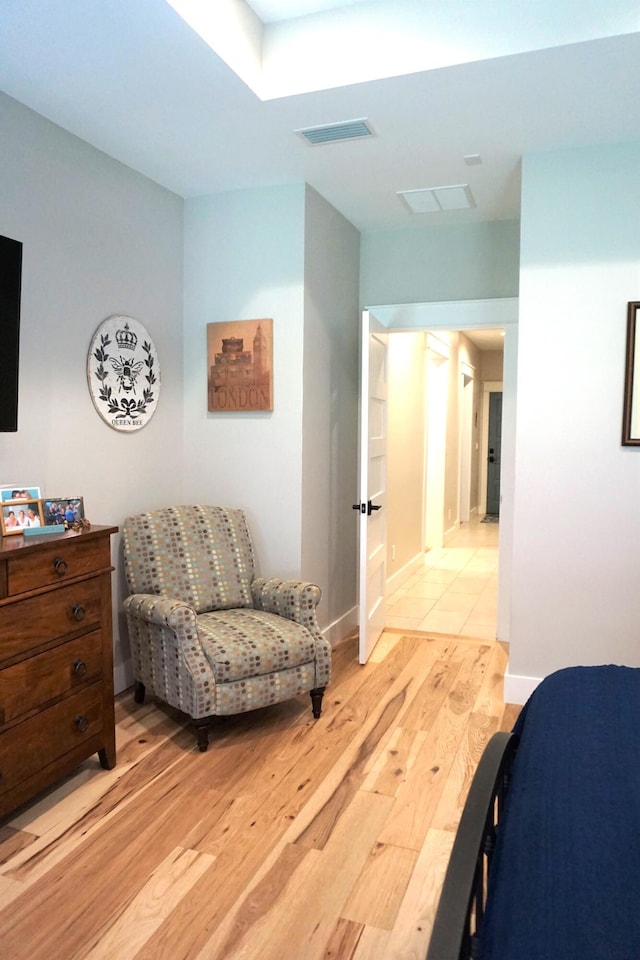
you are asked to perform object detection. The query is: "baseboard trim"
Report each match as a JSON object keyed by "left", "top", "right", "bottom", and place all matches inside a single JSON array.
[
  {"left": 444, "top": 522, "right": 459, "bottom": 545},
  {"left": 324, "top": 605, "right": 358, "bottom": 648},
  {"left": 503, "top": 671, "right": 542, "bottom": 704},
  {"left": 386, "top": 551, "right": 424, "bottom": 594}
]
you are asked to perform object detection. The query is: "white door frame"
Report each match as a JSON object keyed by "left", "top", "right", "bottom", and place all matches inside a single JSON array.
[{"left": 361, "top": 298, "right": 518, "bottom": 643}]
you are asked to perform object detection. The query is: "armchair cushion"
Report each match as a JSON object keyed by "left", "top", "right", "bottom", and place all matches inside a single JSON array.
[{"left": 197, "top": 608, "right": 318, "bottom": 683}]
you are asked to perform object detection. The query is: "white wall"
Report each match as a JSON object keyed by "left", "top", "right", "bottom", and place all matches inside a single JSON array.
[
  {"left": 182, "top": 185, "right": 306, "bottom": 580},
  {"left": 384, "top": 329, "right": 483, "bottom": 581},
  {"left": 0, "top": 93, "right": 184, "bottom": 691},
  {"left": 443, "top": 332, "right": 483, "bottom": 531},
  {"left": 480, "top": 350, "right": 504, "bottom": 382},
  {"left": 2, "top": 93, "right": 360, "bottom": 707},
  {"left": 386, "top": 332, "right": 426, "bottom": 579},
  {"left": 183, "top": 184, "right": 361, "bottom": 638},
  {"left": 509, "top": 141, "right": 640, "bottom": 692},
  {"left": 302, "top": 187, "right": 360, "bottom": 638},
  {"left": 360, "top": 220, "right": 520, "bottom": 306}
]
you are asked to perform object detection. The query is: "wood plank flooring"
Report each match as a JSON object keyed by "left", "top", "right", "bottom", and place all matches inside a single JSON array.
[{"left": 0, "top": 631, "right": 517, "bottom": 960}]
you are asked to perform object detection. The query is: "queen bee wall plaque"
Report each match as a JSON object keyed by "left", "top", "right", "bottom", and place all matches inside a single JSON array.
[{"left": 87, "top": 315, "right": 160, "bottom": 431}]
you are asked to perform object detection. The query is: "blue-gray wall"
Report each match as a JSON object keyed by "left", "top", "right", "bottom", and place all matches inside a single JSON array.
[
  {"left": 0, "top": 93, "right": 184, "bottom": 691},
  {"left": 509, "top": 141, "right": 640, "bottom": 692},
  {"left": 360, "top": 220, "right": 520, "bottom": 306}
]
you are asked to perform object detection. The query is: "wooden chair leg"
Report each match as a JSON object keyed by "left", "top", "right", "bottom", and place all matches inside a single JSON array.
[
  {"left": 134, "top": 680, "right": 146, "bottom": 704},
  {"left": 193, "top": 718, "right": 210, "bottom": 752},
  {"left": 310, "top": 686, "right": 326, "bottom": 719}
]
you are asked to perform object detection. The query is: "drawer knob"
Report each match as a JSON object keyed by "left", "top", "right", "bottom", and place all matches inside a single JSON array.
[
  {"left": 54, "top": 557, "right": 68, "bottom": 576},
  {"left": 75, "top": 715, "right": 89, "bottom": 734},
  {"left": 72, "top": 658, "right": 87, "bottom": 677},
  {"left": 71, "top": 603, "right": 86, "bottom": 622}
]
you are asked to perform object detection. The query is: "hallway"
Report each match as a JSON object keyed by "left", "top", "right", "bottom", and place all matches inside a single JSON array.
[{"left": 386, "top": 515, "right": 498, "bottom": 640}]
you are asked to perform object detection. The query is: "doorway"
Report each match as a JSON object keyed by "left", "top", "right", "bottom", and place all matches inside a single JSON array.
[{"left": 358, "top": 298, "right": 517, "bottom": 659}]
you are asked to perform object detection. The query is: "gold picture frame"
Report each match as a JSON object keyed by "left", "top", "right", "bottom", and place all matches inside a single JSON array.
[
  {"left": 1, "top": 498, "right": 44, "bottom": 536},
  {"left": 207, "top": 319, "right": 273, "bottom": 413}
]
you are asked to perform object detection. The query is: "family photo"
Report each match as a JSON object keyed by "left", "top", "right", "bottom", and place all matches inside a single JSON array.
[
  {"left": 0, "top": 485, "right": 41, "bottom": 503},
  {"left": 0, "top": 499, "right": 43, "bottom": 535},
  {"left": 43, "top": 498, "right": 84, "bottom": 527}
]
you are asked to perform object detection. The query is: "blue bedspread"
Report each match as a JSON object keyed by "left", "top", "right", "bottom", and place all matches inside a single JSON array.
[{"left": 481, "top": 665, "right": 640, "bottom": 960}]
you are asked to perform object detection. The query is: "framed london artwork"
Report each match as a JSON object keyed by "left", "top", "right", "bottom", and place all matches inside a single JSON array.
[
  {"left": 207, "top": 319, "right": 273, "bottom": 413},
  {"left": 622, "top": 302, "right": 640, "bottom": 445}
]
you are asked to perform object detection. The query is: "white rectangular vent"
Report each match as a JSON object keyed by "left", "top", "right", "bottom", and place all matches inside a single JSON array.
[
  {"left": 397, "top": 184, "right": 476, "bottom": 214},
  {"left": 296, "top": 118, "right": 373, "bottom": 145}
]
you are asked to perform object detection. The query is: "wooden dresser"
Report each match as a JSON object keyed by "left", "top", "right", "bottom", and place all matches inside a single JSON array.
[{"left": 0, "top": 524, "right": 117, "bottom": 820}]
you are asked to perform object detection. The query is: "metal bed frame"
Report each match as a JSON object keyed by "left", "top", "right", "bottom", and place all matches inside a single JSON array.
[{"left": 426, "top": 731, "right": 519, "bottom": 960}]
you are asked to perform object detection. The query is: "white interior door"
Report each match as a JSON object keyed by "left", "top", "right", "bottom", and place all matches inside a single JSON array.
[
  {"left": 357, "top": 310, "right": 388, "bottom": 664},
  {"left": 479, "top": 381, "right": 503, "bottom": 514}
]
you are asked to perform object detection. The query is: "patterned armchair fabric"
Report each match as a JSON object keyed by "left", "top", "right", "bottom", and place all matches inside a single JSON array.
[
  {"left": 123, "top": 503, "right": 255, "bottom": 612},
  {"left": 122, "top": 505, "right": 331, "bottom": 750}
]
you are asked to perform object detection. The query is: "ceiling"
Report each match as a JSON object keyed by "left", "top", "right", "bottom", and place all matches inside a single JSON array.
[
  {"left": 1, "top": 1, "right": 639, "bottom": 239},
  {"left": 249, "top": 0, "right": 370, "bottom": 21},
  {"left": 462, "top": 329, "right": 505, "bottom": 352}
]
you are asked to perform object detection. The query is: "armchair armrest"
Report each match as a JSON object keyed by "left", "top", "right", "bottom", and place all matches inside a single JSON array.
[
  {"left": 251, "top": 578, "right": 321, "bottom": 632},
  {"left": 123, "top": 593, "right": 212, "bottom": 718},
  {"left": 123, "top": 593, "right": 198, "bottom": 632}
]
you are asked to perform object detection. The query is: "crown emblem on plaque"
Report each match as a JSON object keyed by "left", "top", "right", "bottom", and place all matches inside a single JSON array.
[{"left": 116, "top": 322, "right": 137, "bottom": 351}]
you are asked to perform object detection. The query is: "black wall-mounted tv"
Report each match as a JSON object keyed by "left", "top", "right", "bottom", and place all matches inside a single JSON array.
[{"left": 0, "top": 235, "right": 22, "bottom": 433}]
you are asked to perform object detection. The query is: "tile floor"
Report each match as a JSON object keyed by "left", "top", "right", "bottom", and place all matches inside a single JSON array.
[{"left": 386, "top": 514, "right": 499, "bottom": 640}]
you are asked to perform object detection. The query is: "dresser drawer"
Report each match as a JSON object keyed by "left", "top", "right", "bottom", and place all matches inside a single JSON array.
[
  {"left": 6, "top": 537, "right": 111, "bottom": 596},
  {"left": 0, "top": 683, "right": 103, "bottom": 797},
  {"left": 0, "top": 578, "right": 102, "bottom": 663},
  {"left": 0, "top": 630, "right": 103, "bottom": 726}
]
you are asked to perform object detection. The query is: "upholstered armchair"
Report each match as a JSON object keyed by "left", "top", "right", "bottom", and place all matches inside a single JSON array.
[{"left": 122, "top": 505, "right": 331, "bottom": 751}]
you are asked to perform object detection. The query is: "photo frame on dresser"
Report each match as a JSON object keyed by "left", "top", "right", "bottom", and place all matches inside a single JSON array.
[
  {"left": 42, "top": 497, "right": 85, "bottom": 527},
  {"left": 0, "top": 485, "right": 41, "bottom": 503},
  {"left": 0, "top": 498, "right": 44, "bottom": 536}
]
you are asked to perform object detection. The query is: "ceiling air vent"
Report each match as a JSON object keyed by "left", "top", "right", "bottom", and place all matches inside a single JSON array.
[
  {"left": 295, "top": 118, "right": 374, "bottom": 145},
  {"left": 397, "top": 184, "right": 476, "bottom": 214}
]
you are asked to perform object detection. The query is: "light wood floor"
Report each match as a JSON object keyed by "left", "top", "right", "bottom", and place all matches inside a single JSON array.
[{"left": 0, "top": 631, "right": 519, "bottom": 960}]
